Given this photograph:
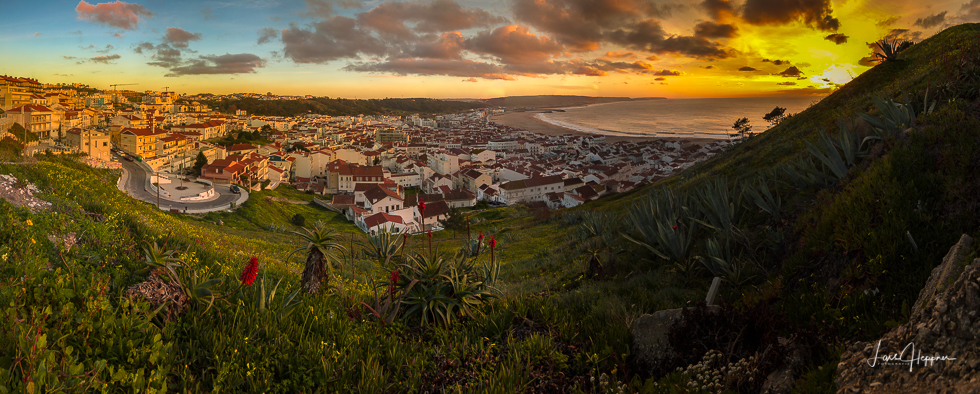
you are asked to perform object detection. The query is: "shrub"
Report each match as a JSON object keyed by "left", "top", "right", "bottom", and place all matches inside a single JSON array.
[{"left": 291, "top": 213, "right": 305, "bottom": 226}]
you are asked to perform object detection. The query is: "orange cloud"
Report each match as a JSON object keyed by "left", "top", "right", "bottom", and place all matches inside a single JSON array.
[{"left": 75, "top": 0, "right": 152, "bottom": 30}]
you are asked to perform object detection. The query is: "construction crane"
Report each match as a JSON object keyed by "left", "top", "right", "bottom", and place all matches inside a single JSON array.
[{"left": 109, "top": 83, "right": 138, "bottom": 92}]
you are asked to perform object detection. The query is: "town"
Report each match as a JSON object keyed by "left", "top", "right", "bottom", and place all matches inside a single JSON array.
[{"left": 1, "top": 75, "right": 730, "bottom": 234}]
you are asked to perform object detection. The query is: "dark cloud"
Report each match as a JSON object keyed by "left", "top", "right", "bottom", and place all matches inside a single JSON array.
[
  {"left": 961, "top": 0, "right": 980, "bottom": 23},
  {"left": 406, "top": 31, "right": 466, "bottom": 59},
  {"left": 257, "top": 27, "right": 279, "bottom": 45},
  {"left": 824, "top": 33, "right": 848, "bottom": 44},
  {"left": 80, "top": 44, "right": 115, "bottom": 53},
  {"left": 165, "top": 53, "right": 266, "bottom": 76},
  {"left": 858, "top": 55, "right": 877, "bottom": 67},
  {"left": 465, "top": 25, "right": 563, "bottom": 66},
  {"left": 653, "top": 69, "right": 682, "bottom": 76},
  {"left": 739, "top": 66, "right": 757, "bottom": 71},
  {"left": 511, "top": 0, "right": 673, "bottom": 51},
  {"left": 655, "top": 76, "right": 667, "bottom": 80},
  {"left": 693, "top": 21, "right": 737, "bottom": 38},
  {"left": 882, "top": 29, "right": 922, "bottom": 42},
  {"left": 146, "top": 43, "right": 183, "bottom": 68},
  {"left": 357, "top": 0, "right": 506, "bottom": 38},
  {"left": 113, "top": 32, "right": 124, "bottom": 38},
  {"left": 344, "top": 58, "right": 513, "bottom": 80},
  {"left": 777, "top": 66, "right": 803, "bottom": 77},
  {"left": 303, "top": 0, "right": 364, "bottom": 18},
  {"left": 132, "top": 41, "right": 154, "bottom": 54},
  {"left": 701, "top": 0, "right": 736, "bottom": 21},
  {"left": 606, "top": 19, "right": 733, "bottom": 59},
  {"left": 914, "top": 11, "right": 946, "bottom": 28},
  {"left": 776, "top": 86, "right": 835, "bottom": 95},
  {"left": 762, "top": 58, "right": 790, "bottom": 65},
  {"left": 164, "top": 27, "right": 202, "bottom": 48},
  {"left": 742, "top": 0, "right": 840, "bottom": 31},
  {"left": 63, "top": 55, "right": 78, "bottom": 60},
  {"left": 281, "top": 17, "right": 389, "bottom": 63},
  {"left": 876, "top": 16, "right": 900, "bottom": 27},
  {"left": 89, "top": 54, "right": 121, "bottom": 64},
  {"left": 75, "top": 0, "right": 152, "bottom": 30},
  {"left": 704, "top": 65, "right": 714, "bottom": 69},
  {"left": 201, "top": 8, "right": 214, "bottom": 21},
  {"left": 604, "top": 51, "right": 636, "bottom": 59},
  {"left": 776, "top": 81, "right": 796, "bottom": 85}
]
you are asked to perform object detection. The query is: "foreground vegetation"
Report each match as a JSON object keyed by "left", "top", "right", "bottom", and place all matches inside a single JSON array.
[{"left": 2, "top": 23, "right": 980, "bottom": 393}]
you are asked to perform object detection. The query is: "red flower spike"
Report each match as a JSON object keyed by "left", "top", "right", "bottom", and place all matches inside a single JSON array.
[
  {"left": 672, "top": 224, "right": 678, "bottom": 231},
  {"left": 418, "top": 198, "right": 426, "bottom": 213},
  {"left": 240, "top": 256, "right": 259, "bottom": 286},
  {"left": 489, "top": 236, "right": 497, "bottom": 249},
  {"left": 478, "top": 232, "right": 484, "bottom": 241},
  {"left": 427, "top": 230, "right": 432, "bottom": 238},
  {"left": 388, "top": 270, "right": 400, "bottom": 297}
]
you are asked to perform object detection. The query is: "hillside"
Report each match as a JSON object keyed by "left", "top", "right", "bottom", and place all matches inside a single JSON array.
[{"left": 2, "top": 23, "right": 980, "bottom": 393}]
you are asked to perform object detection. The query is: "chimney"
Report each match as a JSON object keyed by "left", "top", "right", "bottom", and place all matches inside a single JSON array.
[{"left": 148, "top": 110, "right": 155, "bottom": 133}]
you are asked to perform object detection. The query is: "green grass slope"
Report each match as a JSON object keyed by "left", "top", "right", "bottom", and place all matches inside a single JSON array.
[{"left": 2, "top": 23, "right": 980, "bottom": 393}]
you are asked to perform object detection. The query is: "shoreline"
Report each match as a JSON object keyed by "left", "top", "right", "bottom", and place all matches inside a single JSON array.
[{"left": 491, "top": 109, "right": 729, "bottom": 145}]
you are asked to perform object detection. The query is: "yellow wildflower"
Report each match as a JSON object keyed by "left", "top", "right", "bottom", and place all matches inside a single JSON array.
[
  {"left": 26, "top": 219, "right": 33, "bottom": 226},
  {"left": 31, "top": 239, "right": 36, "bottom": 244}
]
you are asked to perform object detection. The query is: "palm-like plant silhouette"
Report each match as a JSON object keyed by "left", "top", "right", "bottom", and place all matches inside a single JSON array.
[{"left": 287, "top": 223, "right": 347, "bottom": 294}]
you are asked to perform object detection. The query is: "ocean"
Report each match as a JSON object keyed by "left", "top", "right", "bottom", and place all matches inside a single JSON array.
[{"left": 536, "top": 96, "right": 823, "bottom": 139}]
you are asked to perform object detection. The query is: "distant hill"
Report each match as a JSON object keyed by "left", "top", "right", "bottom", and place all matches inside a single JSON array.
[
  {"left": 202, "top": 97, "right": 487, "bottom": 117},
  {"left": 480, "top": 95, "right": 664, "bottom": 109}
]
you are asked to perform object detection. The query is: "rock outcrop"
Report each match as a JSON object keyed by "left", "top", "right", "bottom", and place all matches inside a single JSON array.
[
  {"left": 632, "top": 305, "right": 721, "bottom": 373},
  {"left": 836, "top": 234, "right": 980, "bottom": 393}
]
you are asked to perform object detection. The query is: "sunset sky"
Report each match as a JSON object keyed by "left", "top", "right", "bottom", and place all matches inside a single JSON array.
[{"left": 2, "top": 0, "right": 978, "bottom": 99}]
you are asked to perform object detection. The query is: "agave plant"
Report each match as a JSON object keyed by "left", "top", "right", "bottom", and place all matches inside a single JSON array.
[
  {"left": 623, "top": 189, "right": 697, "bottom": 264},
  {"left": 872, "top": 39, "right": 913, "bottom": 63},
  {"left": 690, "top": 178, "right": 742, "bottom": 239},
  {"left": 287, "top": 222, "right": 347, "bottom": 294},
  {"left": 804, "top": 121, "right": 874, "bottom": 183},
  {"left": 857, "top": 90, "right": 935, "bottom": 139},
  {"left": 742, "top": 179, "right": 782, "bottom": 221}
]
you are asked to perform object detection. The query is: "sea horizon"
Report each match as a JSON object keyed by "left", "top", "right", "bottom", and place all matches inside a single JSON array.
[{"left": 534, "top": 96, "right": 823, "bottom": 140}]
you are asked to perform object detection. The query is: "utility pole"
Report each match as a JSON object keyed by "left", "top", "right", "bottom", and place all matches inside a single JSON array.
[{"left": 156, "top": 170, "right": 160, "bottom": 209}]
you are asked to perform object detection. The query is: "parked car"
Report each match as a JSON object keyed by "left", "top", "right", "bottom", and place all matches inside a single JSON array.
[
  {"left": 125, "top": 157, "right": 134, "bottom": 162},
  {"left": 230, "top": 185, "right": 241, "bottom": 194}
]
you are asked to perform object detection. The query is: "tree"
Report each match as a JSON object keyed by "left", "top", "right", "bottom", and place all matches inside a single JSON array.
[
  {"left": 732, "top": 117, "right": 752, "bottom": 138},
  {"left": 192, "top": 152, "right": 208, "bottom": 176},
  {"left": 287, "top": 223, "right": 347, "bottom": 294},
  {"left": 763, "top": 106, "right": 788, "bottom": 127},
  {"left": 438, "top": 207, "right": 467, "bottom": 239}
]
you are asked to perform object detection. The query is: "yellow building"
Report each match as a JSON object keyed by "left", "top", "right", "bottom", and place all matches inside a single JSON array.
[
  {"left": 0, "top": 75, "right": 41, "bottom": 111},
  {"left": 66, "top": 128, "right": 111, "bottom": 161},
  {"left": 120, "top": 127, "right": 167, "bottom": 159}
]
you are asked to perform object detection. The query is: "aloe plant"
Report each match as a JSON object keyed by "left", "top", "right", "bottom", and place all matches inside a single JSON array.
[
  {"left": 396, "top": 252, "right": 498, "bottom": 326},
  {"left": 361, "top": 226, "right": 403, "bottom": 262}
]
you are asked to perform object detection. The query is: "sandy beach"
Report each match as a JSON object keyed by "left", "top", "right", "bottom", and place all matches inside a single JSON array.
[{"left": 490, "top": 110, "right": 729, "bottom": 145}]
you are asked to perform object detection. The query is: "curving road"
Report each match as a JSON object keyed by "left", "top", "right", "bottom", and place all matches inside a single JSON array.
[{"left": 115, "top": 153, "right": 246, "bottom": 213}]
